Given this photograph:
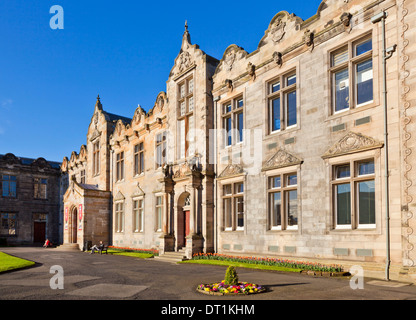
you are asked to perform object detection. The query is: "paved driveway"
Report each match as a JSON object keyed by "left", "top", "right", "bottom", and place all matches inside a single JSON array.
[{"left": 1, "top": 247, "right": 416, "bottom": 302}]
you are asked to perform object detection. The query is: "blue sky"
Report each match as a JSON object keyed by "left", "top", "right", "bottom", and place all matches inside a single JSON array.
[{"left": 0, "top": 0, "right": 322, "bottom": 162}]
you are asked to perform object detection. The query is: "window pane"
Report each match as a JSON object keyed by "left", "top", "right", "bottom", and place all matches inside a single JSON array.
[
  {"left": 271, "top": 192, "right": 281, "bottom": 227},
  {"left": 287, "top": 174, "right": 297, "bottom": 186},
  {"left": 336, "top": 183, "right": 351, "bottom": 225},
  {"left": 235, "top": 183, "right": 244, "bottom": 194},
  {"left": 272, "top": 82, "right": 280, "bottom": 93},
  {"left": 236, "top": 112, "right": 243, "bottom": 143},
  {"left": 271, "top": 176, "right": 281, "bottom": 189},
  {"left": 224, "top": 198, "right": 232, "bottom": 229},
  {"left": 180, "top": 101, "right": 186, "bottom": 116},
  {"left": 287, "top": 74, "right": 296, "bottom": 86},
  {"left": 224, "top": 104, "right": 232, "bottom": 113},
  {"left": 356, "top": 59, "right": 373, "bottom": 105},
  {"left": 356, "top": 39, "right": 372, "bottom": 56},
  {"left": 225, "top": 116, "right": 232, "bottom": 146},
  {"left": 224, "top": 184, "right": 232, "bottom": 195},
  {"left": 271, "top": 97, "right": 280, "bottom": 131},
  {"left": 358, "top": 161, "right": 374, "bottom": 176},
  {"left": 188, "top": 79, "right": 194, "bottom": 93},
  {"left": 287, "top": 190, "right": 298, "bottom": 227},
  {"left": 286, "top": 91, "right": 297, "bottom": 126},
  {"left": 358, "top": 180, "right": 375, "bottom": 225},
  {"left": 334, "top": 69, "right": 349, "bottom": 112},
  {"left": 236, "top": 197, "right": 244, "bottom": 228},
  {"left": 2, "top": 180, "right": 9, "bottom": 197},
  {"left": 336, "top": 165, "right": 350, "bottom": 179},
  {"left": 237, "top": 99, "right": 243, "bottom": 109},
  {"left": 332, "top": 48, "right": 348, "bottom": 67},
  {"left": 189, "top": 96, "right": 194, "bottom": 112}
]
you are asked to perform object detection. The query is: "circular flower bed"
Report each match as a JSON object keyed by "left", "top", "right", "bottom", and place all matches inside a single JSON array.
[{"left": 197, "top": 281, "right": 266, "bottom": 296}]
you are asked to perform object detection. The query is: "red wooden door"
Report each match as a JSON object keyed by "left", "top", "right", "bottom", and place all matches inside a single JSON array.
[
  {"left": 184, "top": 210, "right": 190, "bottom": 244},
  {"left": 33, "top": 222, "right": 46, "bottom": 243}
]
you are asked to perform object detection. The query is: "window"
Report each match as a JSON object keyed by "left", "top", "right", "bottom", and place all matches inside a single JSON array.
[
  {"left": 222, "top": 97, "right": 244, "bottom": 147},
  {"left": 177, "top": 77, "right": 195, "bottom": 159},
  {"left": 115, "top": 202, "right": 124, "bottom": 233},
  {"left": 34, "top": 178, "right": 47, "bottom": 199},
  {"left": 0, "top": 213, "right": 16, "bottom": 235},
  {"left": 116, "top": 152, "right": 124, "bottom": 181},
  {"left": 332, "top": 159, "right": 375, "bottom": 229},
  {"left": 222, "top": 182, "right": 244, "bottom": 231},
  {"left": 155, "top": 196, "right": 163, "bottom": 232},
  {"left": 93, "top": 142, "right": 100, "bottom": 176},
  {"left": 267, "top": 72, "right": 297, "bottom": 133},
  {"left": 268, "top": 173, "right": 298, "bottom": 230},
  {"left": 330, "top": 36, "right": 373, "bottom": 113},
  {"left": 156, "top": 132, "right": 167, "bottom": 168},
  {"left": 80, "top": 170, "right": 86, "bottom": 184},
  {"left": 1, "top": 175, "right": 16, "bottom": 198},
  {"left": 133, "top": 199, "right": 144, "bottom": 232},
  {"left": 134, "top": 143, "right": 144, "bottom": 176}
]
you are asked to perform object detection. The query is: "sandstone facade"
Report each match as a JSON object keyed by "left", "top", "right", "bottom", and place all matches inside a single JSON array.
[{"left": 62, "top": 0, "right": 416, "bottom": 281}]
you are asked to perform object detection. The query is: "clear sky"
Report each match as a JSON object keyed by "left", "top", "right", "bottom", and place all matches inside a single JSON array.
[{"left": 0, "top": 0, "right": 323, "bottom": 162}]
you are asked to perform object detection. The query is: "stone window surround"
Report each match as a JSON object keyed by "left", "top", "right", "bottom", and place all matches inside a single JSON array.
[
  {"left": 264, "top": 164, "right": 301, "bottom": 232},
  {"left": 326, "top": 149, "right": 382, "bottom": 235},
  {"left": 266, "top": 67, "right": 298, "bottom": 135},
  {"left": 154, "top": 193, "right": 164, "bottom": 233},
  {"left": 219, "top": 175, "right": 245, "bottom": 233},
  {"left": 221, "top": 93, "right": 245, "bottom": 149},
  {"left": 132, "top": 196, "right": 144, "bottom": 233},
  {"left": 114, "top": 200, "right": 125, "bottom": 233},
  {"left": 327, "top": 29, "right": 379, "bottom": 117}
]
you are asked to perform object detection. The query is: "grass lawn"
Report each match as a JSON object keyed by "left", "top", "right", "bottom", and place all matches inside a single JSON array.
[
  {"left": 0, "top": 252, "right": 35, "bottom": 273},
  {"left": 178, "top": 259, "right": 303, "bottom": 273},
  {"left": 106, "top": 250, "right": 154, "bottom": 259}
]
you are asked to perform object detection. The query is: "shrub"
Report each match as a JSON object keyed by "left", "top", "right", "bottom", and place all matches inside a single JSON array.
[{"left": 224, "top": 266, "right": 239, "bottom": 286}]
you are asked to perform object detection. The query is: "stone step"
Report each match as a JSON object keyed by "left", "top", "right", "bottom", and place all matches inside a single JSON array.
[
  {"left": 54, "top": 243, "right": 80, "bottom": 251},
  {"left": 154, "top": 250, "right": 189, "bottom": 263}
]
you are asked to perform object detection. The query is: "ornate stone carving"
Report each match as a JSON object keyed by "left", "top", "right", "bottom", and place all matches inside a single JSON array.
[
  {"left": 270, "top": 19, "right": 286, "bottom": 43},
  {"left": 225, "top": 79, "right": 233, "bottom": 92},
  {"left": 340, "top": 12, "right": 352, "bottom": 32},
  {"left": 218, "top": 164, "right": 245, "bottom": 179},
  {"left": 177, "top": 51, "right": 193, "bottom": 74},
  {"left": 262, "top": 149, "right": 302, "bottom": 171},
  {"left": 321, "top": 132, "right": 384, "bottom": 159},
  {"left": 273, "top": 51, "right": 283, "bottom": 67},
  {"left": 247, "top": 62, "right": 256, "bottom": 81},
  {"left": 224, "top": 50, "right": 236, "bottom": 71},
  {"left": 0, "top": 153, "right": 19, "bottom": 165},
  {"left": 173, "top": 162, "right": 192, "bottom": 179},
  {"left": 303, "top": 29, "right": 314, "bottom": 52}
]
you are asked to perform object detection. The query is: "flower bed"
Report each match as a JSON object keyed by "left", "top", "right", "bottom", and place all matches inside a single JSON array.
[
  {"left": 197, "top": 281, "right": 266, "bottom": 296},
  {"left": 192, "top": 253, "right": 343, "bottom": 273},
  {"left": 108, "top": 246, "right": 159, "bottom": 256}
]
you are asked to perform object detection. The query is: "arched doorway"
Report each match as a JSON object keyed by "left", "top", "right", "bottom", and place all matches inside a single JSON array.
[
  {"left": 177, "top": 192, "right": 190, "bottom": 249},
  {"left": 70, "top": 206, "right": 78, "bottom": 244}
]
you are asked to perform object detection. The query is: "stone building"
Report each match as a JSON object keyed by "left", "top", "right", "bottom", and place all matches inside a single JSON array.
[
  {"left": 0, "top": 153, "right": 62, "bottom": 245},
  {"left": 61, "top": 0, "right": 416, "bottom": 281}
]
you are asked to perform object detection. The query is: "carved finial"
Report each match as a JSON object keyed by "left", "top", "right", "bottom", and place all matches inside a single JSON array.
[
  {"left": 182, "top": 20, "right": 191, "bottom": 48},
  {"left": 95, "top": 94, "right": 103, "bottom": 110}
]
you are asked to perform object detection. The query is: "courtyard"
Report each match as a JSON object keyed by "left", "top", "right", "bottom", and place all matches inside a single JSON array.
[{"left": 0, "top": 247, "right": 415, "bottom": 303}]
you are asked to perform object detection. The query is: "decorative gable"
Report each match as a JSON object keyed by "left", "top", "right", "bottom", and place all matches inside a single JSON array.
[
  {"left": 321, "top": 131, "right": 384, "bottom": 159},
  {"left": 131, "top": 183, "right": 145, "bottom": 198},
  {"left": 262, "top": 149, "right": 302, "bottom": 171},
  {"left": 114, "top": 191, "right": 125, "bottom": 202},
  {"left": 218, "top": 164, "right": 245, "bottom": 179}
]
